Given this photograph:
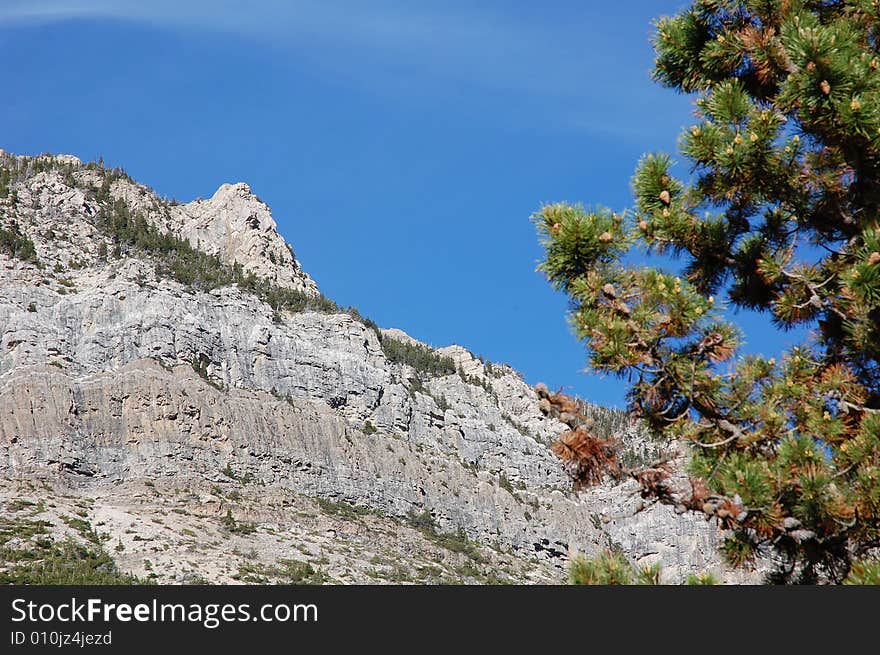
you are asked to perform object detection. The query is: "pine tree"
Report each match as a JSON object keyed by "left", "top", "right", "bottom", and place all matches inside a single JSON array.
[
  {"left": 0, "top": 167, "right": 10, "bottom": 199},
  {"left": 536, "top": 0, "right": 880, "bottom": 584}
]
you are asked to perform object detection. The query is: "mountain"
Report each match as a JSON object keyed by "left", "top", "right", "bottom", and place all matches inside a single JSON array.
[{"left": 0, "top": 150, "right": 747, "bottom": 584}]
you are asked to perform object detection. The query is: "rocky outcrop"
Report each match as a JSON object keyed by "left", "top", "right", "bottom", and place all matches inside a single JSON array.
[
  {"left": 0, "top": 151, "right": 750, "bottom": 583},
  {"left": 111, "top": 178, "right": 318, "bottom": 296}
]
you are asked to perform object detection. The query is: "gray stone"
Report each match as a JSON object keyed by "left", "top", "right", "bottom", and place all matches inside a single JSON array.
[{"left": 0, "top": 152, "right": 752, "bottom": 583}]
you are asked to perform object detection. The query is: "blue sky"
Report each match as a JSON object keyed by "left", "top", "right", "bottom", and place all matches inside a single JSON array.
[{"left": 1, "top": 1, "right": 806, "bottom": 408}]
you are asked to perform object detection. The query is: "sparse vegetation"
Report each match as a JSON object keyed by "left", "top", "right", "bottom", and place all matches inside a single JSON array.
[
  {"left": 316, "top": 497, "right": 376, "bottom": 521},
  {"left": 685, "top": 572, "right": 719, "bottom": 586},
  {"left": 221, "top": 463, "right": 255, "bottom": 484},
  {"left": 498, "top": 474, "right": 515, "bottom": 495},
  {"left": 569, "top": 551, "right": 660, "bottom": 586},
  {"left": 457, "top": 368, "right": 495, "bottom": 394},
  {"left": 61, "top": 515, "right": 102, "bottom": 544},
  {"left": 0, "top": 515, "right": 144, "bottom": 585},
  {"left": 0, "top": 165, "right": 10, "bottom": 199},
  {"left": 220, "top": 510, "right": 257, "bottom": 535},
  {"left": 406, "top": 510, "right": 485, "bottom": 562},
  {"left": 94, "top": 190, "right": 373, "bottom": 326},
  {"left": 236, "top": 559, "right": 329, "bottom": 585},
  {"left": 191, "top": 354, "right": 226, "bottom": 391},
  {"left": 0, "top": 539, "right": 146, "bottom": 585},
  {"left": 380, "top": 336, "right": 456, "bottom": 378},
  {"left": 0, "top": 152, "right": 383, "bottom": 333},
  {"left": 406, "top": 509, "right": 436, "bottom": 532},
  {"left": 501, "top": 413, "right": 532, "bottom": 439},
  {"left": 0, "top": 221, "right": 38, "bottom": 263}
]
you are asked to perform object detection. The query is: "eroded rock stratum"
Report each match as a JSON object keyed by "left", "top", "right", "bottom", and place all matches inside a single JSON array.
[{"left": 0, "top": 151, "right": 749, "bottom": 583}]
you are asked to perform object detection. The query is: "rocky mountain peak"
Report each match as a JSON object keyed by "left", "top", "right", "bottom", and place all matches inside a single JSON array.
[
  {"left": 175, "top": 181, "right": 318, "bottom": 296},
  {"left": 83, "top": 161, "right": 319, "bottom": 297}
]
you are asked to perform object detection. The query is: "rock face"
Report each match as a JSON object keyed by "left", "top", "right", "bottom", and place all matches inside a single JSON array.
[
  {"left": 0, "top": 151, "right": 749, "bottom": 583},
  {"left": 98, "top": 171, "right": 318, "bottom": 296}
]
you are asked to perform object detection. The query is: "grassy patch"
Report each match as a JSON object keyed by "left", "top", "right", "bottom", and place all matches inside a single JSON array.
[
  {"left": 61, "top": 515, "right": 102, "bottom": 544},
  {"left": 5, "top": 499, "right": 37, "bottom": 513},
  {"left": 235, "top": 559, "right": 329, "bottom": 585},
  {"left": 315, "top": 498, "right": 375, "bottom": 521}
]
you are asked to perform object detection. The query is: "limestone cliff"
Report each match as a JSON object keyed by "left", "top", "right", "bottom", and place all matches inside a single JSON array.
[{"left": 0, "top": 150, "right": 749, "bottom": 584}]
